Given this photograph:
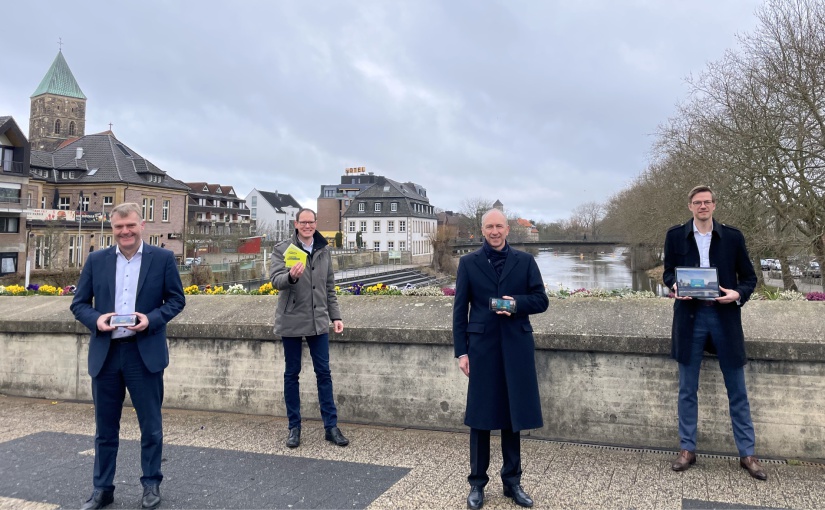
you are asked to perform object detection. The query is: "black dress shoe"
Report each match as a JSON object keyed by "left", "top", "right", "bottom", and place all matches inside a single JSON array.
[
  {"left": 141, "top": 484, "right": 161, "bottom": 509},
  {"left": 740, "top": 456, "right": 768, "bottom": 481},
  {"left": 80, "top": 489, "right": 114, "bottom": 510},
  {"left": 286, "top": 427, "right": 301, "bottom": 448},
  {"left": 325, "top": 426, "right": 349, "bottom": 446},
  {"left": 503, "top": 484, "right": 533, "bottom": 508},
  {"left": 467, "top": 486, "right": 484, "bottom": 509}
]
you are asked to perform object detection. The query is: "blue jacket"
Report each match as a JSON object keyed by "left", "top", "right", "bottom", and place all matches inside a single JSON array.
[
  {"left": 71, "top": 243, "right": 186, "bottom": 377},
  {"left": 663, "top": 219, "right": 757, "bottom": 368}
]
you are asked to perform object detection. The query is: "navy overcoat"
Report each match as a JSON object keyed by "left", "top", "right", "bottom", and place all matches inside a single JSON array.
[
  {"left": 453, "top": 245, "right": 549, "bottom": 432},
  {"left": 663, "top": 219, "right": 757, "bottom": 369}
]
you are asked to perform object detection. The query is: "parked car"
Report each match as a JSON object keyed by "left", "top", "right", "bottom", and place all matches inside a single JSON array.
[
  {"left": 760, "top": 259, "right": 774, "bottom": 271},
  {"left": 789, "top": 265, "right": 803, "bottom": 278},
  {"left": 806, "top": 261, "right": 821, "bottom": 278},
  {"left": 770, "top": 260, "right": 782, "bottom": 271},
  {"left": 183, "top": 257, "right": 201, "bottom": 268}
]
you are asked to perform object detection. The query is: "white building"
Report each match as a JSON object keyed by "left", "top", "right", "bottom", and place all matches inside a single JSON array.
[
  {"left": 342, "top": 176, "right": 437, "bottom": 263},
  {"left": 244, "top": 188, "right": 302, "bottom": 242}
]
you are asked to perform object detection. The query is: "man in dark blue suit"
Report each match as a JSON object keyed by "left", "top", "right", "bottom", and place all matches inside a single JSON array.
[
  {"left": 663, "top": 186, "right": 766, "bottom": 481},
  {"left": 453, "top": 208, "right": 549, "bottom": 509},
  {"left": 71, "top": 202, "right": 186, "bottom": 509}
]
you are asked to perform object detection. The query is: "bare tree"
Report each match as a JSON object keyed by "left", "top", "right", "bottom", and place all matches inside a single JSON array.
[{"left": 458, "top": 197, "right": 494, "bottom": 240}]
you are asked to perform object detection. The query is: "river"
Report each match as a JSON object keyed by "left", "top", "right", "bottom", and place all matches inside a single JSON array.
[{"left": 534, "top": 247, "right": 667, "bottom": 295}]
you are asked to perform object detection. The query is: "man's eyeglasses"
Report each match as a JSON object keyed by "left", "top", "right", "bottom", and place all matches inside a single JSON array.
[
  {"left": 297, "top": 221, "right": 316, "bottom": 226},
  {"left": 691, "top": 200, "right": 714, "bottom": 207}
]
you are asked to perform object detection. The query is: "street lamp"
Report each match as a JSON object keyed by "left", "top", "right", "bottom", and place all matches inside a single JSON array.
[{"left": 77, "top": 190, "right": 83, "bottom": 267}]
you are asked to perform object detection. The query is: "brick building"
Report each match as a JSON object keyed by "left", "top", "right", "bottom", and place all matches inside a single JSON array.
[{"left": 0, "top": 117, "right": 31, "bottom": 278}]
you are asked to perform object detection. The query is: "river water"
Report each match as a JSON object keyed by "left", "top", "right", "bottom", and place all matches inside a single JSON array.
[{"left": 534, "top": 247, "right": 667, "bottom": 295}]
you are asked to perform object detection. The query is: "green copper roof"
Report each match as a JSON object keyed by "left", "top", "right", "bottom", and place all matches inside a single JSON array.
[{"left": 31, "top": 51, "right": 86, "bottom": 100}]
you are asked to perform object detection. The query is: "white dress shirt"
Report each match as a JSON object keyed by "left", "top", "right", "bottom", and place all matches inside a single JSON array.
[{"left": 111, "top": 242, "right": 144, "bottom": 339}]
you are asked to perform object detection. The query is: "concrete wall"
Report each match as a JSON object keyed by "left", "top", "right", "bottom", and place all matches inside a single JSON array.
[{"left": 1, "top": 296, "right": 823, "bottom": 460}]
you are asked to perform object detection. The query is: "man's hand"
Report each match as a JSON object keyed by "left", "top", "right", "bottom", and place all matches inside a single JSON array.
[
  {"left": 97, "top": 312, "right": 117, "bottom": 332},
  {"left": 333, "top": 320, "right": 344, "bottom": 334},
  {"left": 126, "top": 312, "right": 149, "bottom": 332},
  {"left": 717, "top": 286, "right": 740, "bottom": 304},
  {"left": 495, "top": 295, "right": 515, "bottom": 316},
  {"left": 459, "top": 355, "right": 470, "bottom": 377},
  {"left": 289, "top": 261, "right": 305, "bottom": 281},
  {"left": 673, "top": 284, "right": 692, "bottom": 301}
]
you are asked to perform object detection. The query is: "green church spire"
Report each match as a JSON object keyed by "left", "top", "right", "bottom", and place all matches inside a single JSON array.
[{"left": 31, "top": 51, "right": 86, "bottom": 100}]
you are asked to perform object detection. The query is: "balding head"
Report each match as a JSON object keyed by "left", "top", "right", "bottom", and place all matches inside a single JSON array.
[{"left": 481, "top": 208, "right": 509, "bottom": 250}]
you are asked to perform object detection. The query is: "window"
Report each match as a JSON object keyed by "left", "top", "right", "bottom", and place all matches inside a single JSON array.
[
  {"left": 69, "top": 235, "right": 83, "bottom": 267},
  {"left": 0, "top": 252, "right": 17, "bottom": 275},
  {"left": 0, "top": 183, "right": 21, "bottom": 204},
  {"left": 359, "top": 221, "right": 367, "bottom": 232},
  {"left": 399, "top": 241, "right": 406, "bottom": 251},
  {"left": 399, "top": 220, "right": 406, "bottom": 233},
  {"left": 358, "top": 202, "right": 365, "bottom": 212},
  {"left": 325, "top": 189, "right": 334, "bottom": 197},
  {"left": 54, "top": 119, "right": 61, "bottom": 134},
  {"left": 387, "top": 221, "right": 395, "bottom": 233},
  {"left": 391, "top": 202, "right": 398, "bottom": 212},
  {"left": 34, "top": 236, "right": 48, "bottom": 269},
  {"left": 103, "top": 196, "right": 114, "bottom": 206},
  {"left": 142, "top": 199, "right": 148, "bottom": 219},
  {"left": 373, "top": 220, "right": 380, "bottom": 233},
  {"left": 59, "top": 197, "right": 71, "bottom": 210},
  {"left": 99, "top": 234, "right": 113, "bottom": 248},
  {"left": 81, "top": 195, "right": 90, "bottom": 211},
  {"left": 162, "top": 200, "right": 169, "bottom": 222},
  {"left": 251, "top": 196, "right": 257, "bottom": 206},
  {"left": 348, "top": 241, "right": 355, "bottom": 249},
  {"left": 348, "top": 221, "right": 356, "bottom": 233},
  {"left": 62, "top": 171, "right": 75, "bottom": 179},
  {"left": 374, "top": 202, "right": 382, "bottom": 212},
  {"left": 199, "top": 198, "right": 207, "bottom": 206},
  {"left": 388, "top": 241, "right": 394, "bottom": 250},
  {"left": 373, "top": 241, "right": 380, "bottom": 252},
  {"left": 41, "top": 196, "right": 46, "bottom": 208},
  {"left": 148, "top": 235, "right": 160, "bottom": 245},
  {"left": 251, "top": 207, "right": 256, "bottom": 219},
  {"left": 0, "top": 216, "right": 19, "bottom": 233},
  {"left": 1, "top": 147, "right": 14, "bottom": 172},
  {"left": 69, "top": 121, "right": 76, "bottom": 136}
]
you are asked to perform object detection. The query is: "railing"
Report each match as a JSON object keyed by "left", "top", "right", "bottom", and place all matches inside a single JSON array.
[
  {"left": 0, "top": 196, "right": 32, "bottom": 207},
  {"left": 1, "top": 161, "right": 28, "bottom": 174}
]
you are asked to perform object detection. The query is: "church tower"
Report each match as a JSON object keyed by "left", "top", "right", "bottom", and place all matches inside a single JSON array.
[{"left": 29, "top": 51, "right": 87, "bottom": 152}]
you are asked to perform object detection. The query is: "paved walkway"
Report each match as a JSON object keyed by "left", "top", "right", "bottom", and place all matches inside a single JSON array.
[{"left": 0, "top": 395, "right": 822, "bottom": 510}]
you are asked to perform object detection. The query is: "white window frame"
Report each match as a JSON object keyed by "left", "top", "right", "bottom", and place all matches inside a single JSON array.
[
  {"left": 374, "top": 202, "right": 381, "bottom": 212},
  {"left": 348, "top": 221, "right": 356, "bottom": 233},
  {"left": 373, "top": 220, "right": 381, "bottom": 233},
  {"left": 399, "top": 220, "right": 406, "bottom": 233},
  {"left": 373, "top": 241, "right": 380, "bottom": 252},
  {"left": 387, "top": 221, "right": 394, "bottom": 233},
  {"left": 360, "top": 221, "right": 367, "bottom": 232},
  {"left": 358, "top": 202, "right": 365, "bottom": 212},
  {"left": 162, "top": 200, "right": 170, "bottom": 222},
  {"left": 391, "top": 202, "right": 398, "bottom": 212}
]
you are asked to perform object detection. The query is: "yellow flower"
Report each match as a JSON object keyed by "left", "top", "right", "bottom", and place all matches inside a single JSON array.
[{"left": 258, "top": 282, "right": 274, "bottom": 294}]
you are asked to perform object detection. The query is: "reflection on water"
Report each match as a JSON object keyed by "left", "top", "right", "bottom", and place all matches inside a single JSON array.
[{"left": 534, "top": 247, "right": 668, "bottom": 295}]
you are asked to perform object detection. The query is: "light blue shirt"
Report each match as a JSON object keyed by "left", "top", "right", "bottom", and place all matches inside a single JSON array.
[
  {"left": 299, "top": 238, "right": 313, "bottom": 254},
  {"left": 112, "top": 242, "right": 144, "bottom": 339},
  {"left": 692, "top": 223, "right": 712, "bottom": 268}
]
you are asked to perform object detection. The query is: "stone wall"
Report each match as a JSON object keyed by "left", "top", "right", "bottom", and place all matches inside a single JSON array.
[{"left": 1, "top": 296, "right": 823, "bottom": 460}]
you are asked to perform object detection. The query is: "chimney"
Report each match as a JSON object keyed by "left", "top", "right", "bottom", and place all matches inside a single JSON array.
[{"left": 75, "top": 147, "right": 84, "bottom": 159}]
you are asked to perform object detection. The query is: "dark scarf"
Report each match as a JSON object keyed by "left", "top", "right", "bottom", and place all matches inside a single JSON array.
[{"left": 482, "top": 240, "right": 509, "bottom": 277}]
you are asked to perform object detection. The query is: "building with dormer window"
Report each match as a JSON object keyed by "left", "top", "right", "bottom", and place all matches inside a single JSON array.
[
  {"left": 183, "top": 182, "right": 252, "bottom": 257},
  {"left": 342, "top": 176, "right": 437, "bottom": 263},
  {"left": 0, "top": 116, "right": 31, "bottom": 277}
]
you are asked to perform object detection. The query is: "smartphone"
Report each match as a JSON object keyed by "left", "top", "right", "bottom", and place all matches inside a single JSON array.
[
  {"left": 489, "top": 298, "right": 516, "bottom": 313},
  {"left": 110, "top": 314, "right": 137, "bottom": 327}
]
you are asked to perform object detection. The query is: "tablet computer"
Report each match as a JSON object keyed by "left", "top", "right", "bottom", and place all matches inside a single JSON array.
[{"left": 675, "top": 267, "right": 720, "bottom": 298}]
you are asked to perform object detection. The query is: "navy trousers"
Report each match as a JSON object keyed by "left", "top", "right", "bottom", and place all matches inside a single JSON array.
[
  {"left": 678, "top": 305, "right": 756, "bottom": 457},
  {"left": 282, "top": 333, "right": 338, "bottom": 429},
  {"left": 91, "top": 341, "right": 164, "bottom": 491},
  {"left": 468, "top": 428, "right": 521, "bottom": 488}
]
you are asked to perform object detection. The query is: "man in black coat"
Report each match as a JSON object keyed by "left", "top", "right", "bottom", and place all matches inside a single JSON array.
[
  {"left": 453, "top": 208, "right": 549, "bottom": 509},
  {"left": 663, "top": 185, "right": 766, "bottom": 481}
]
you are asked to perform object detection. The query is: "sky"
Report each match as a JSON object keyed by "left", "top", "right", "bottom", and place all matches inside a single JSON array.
[{"left": 1, "top": 0, "right": 763, "bottom": 223}]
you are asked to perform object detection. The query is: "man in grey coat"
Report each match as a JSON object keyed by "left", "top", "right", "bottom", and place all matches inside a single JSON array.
[{"left": 270, "top": 208, "right": 348, "bottom": 448}]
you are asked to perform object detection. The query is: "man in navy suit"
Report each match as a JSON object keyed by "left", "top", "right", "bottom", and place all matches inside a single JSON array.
[
  {"left": 453, "top": 208, "right": 549, "bottom": 509},
  {"left": 71, "top": 202, "right": 186, "bottom": 509},
  {"left": 663, "top": 185, "right": 766, "bottom": 480}
]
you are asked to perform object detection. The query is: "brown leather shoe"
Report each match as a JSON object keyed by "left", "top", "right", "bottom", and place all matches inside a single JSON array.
[
  {"left": 671, "top": 450, "right": 696, "bottom": 471},
  {"left": 740, "top": 456, "right": 768, "bottom": 480}
]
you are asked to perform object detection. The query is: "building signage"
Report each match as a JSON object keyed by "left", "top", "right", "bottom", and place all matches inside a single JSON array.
[
  {"left": 345, "top": 166, "right": 366, "bottom": 174},
  {"left": 28, "top": 209, "right": 76, "bottom": 221}
]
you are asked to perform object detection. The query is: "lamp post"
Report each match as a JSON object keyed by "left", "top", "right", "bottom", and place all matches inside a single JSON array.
[{"left": 77, "top": 191, "right": 83, "bottom": 267}]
